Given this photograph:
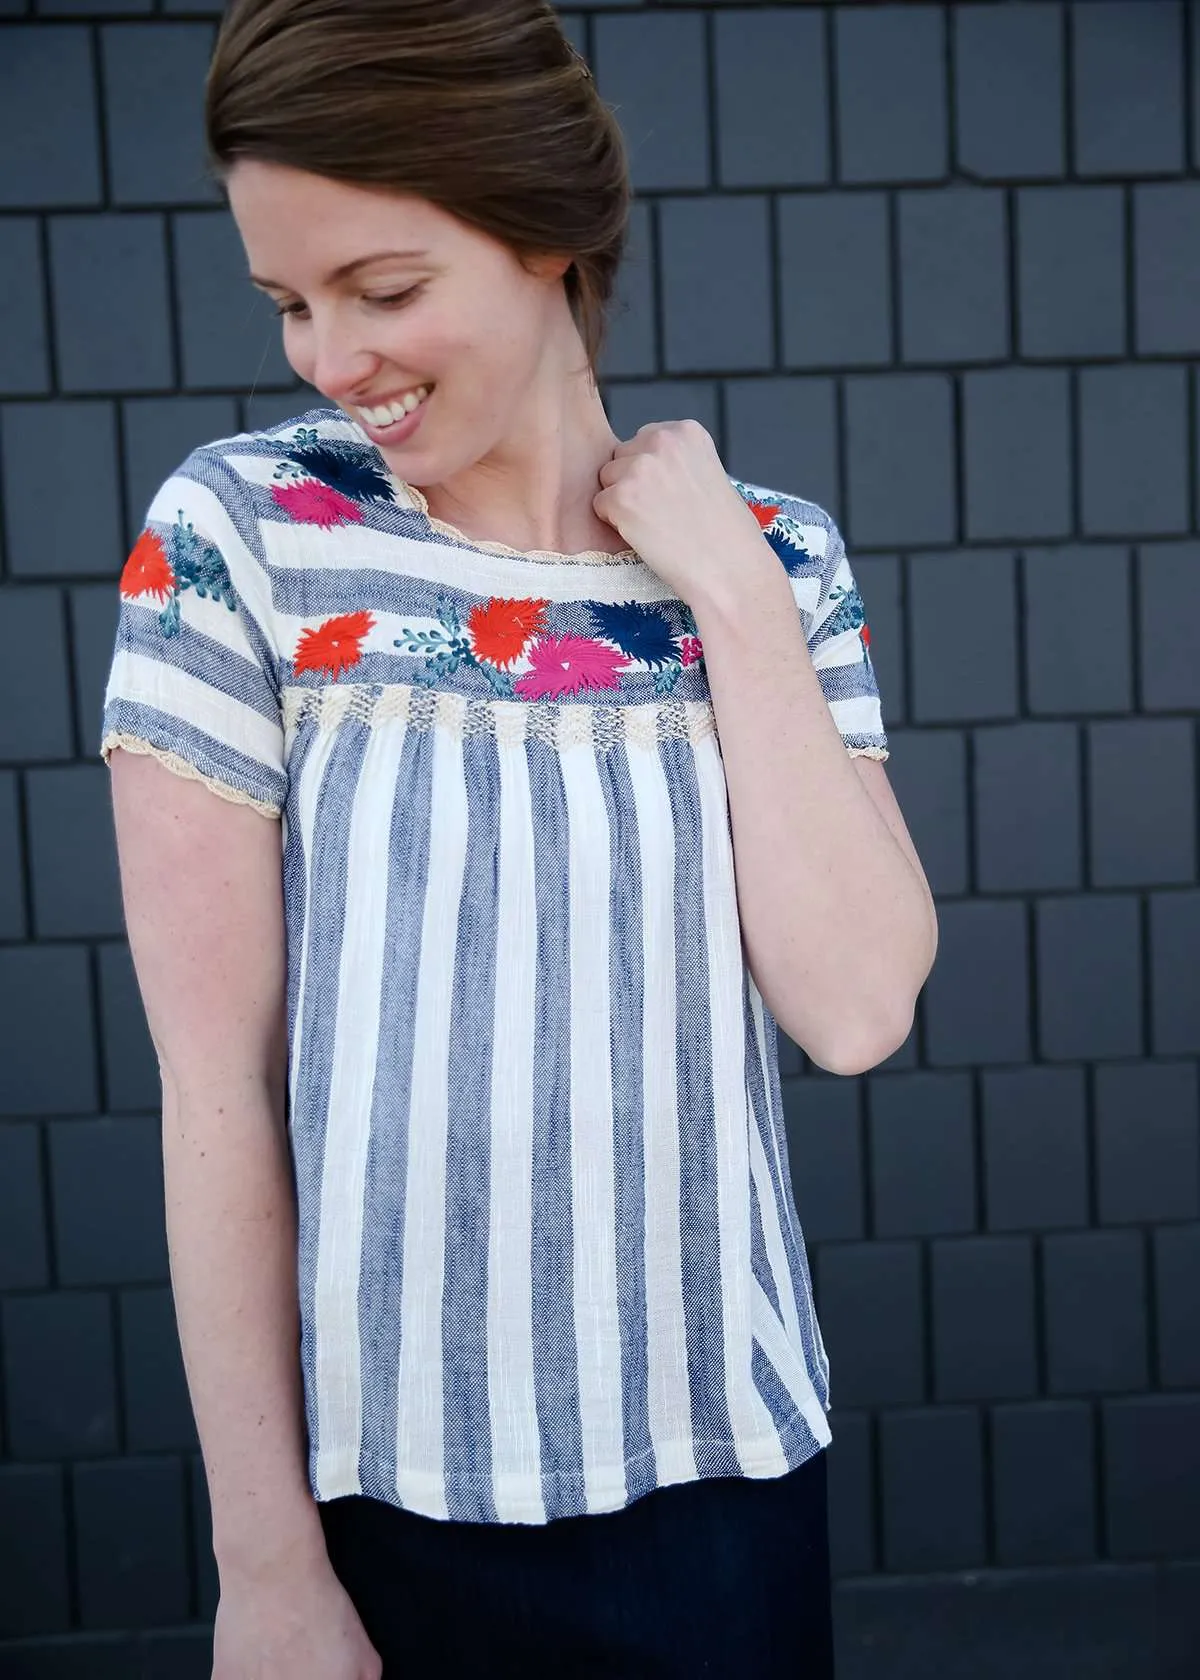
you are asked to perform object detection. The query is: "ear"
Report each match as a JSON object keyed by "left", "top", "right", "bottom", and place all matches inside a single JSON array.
[{"left": 523, "top": 251, "right": 573, "bottom": 284}]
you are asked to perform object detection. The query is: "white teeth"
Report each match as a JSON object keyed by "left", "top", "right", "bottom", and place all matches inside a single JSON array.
[{"left": 359, "top": 387, "right": 430, "bottom": 428}]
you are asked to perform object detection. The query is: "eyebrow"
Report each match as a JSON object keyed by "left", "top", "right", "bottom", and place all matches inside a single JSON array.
[{"left": 250, "top": 249, "right": 429, "bottom": 291}]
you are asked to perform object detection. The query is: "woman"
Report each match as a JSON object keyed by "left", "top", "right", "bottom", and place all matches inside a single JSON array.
[{"left": 102, "top": 1, "right": 937, "bottom": 1675}]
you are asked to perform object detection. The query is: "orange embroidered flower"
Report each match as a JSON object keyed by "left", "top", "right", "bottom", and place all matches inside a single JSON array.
[
  {"left": 466, "top": 596, "right": 550, "bottom": 667},
  {"left": 293, "top": 610, "right": 375, "bottom": 677},
  {"left": 119, "top": 530, "right": 176, "bottom": 601},
  {"left": 748, "top": 502, "right": 781, "bottom": 530}
]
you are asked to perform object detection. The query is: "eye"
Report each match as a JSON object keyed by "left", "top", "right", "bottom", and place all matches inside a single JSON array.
[
  {"left": 366, "top": 284, "right": 423, "bottom": 310},
  {"left": 272, "top": 300, "right": 309, "bottom": 320}
]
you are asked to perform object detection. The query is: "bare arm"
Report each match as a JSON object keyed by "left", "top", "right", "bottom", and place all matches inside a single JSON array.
[{"left": 110, "top": 748, "right": 324, "bottom": 1579}]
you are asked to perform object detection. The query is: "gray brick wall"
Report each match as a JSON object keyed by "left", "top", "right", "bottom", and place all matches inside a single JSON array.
[{"left": 1, "top": 3, "right": 1198, "bottom": 1675}]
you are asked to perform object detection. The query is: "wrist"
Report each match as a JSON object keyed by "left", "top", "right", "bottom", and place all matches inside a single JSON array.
[
  {"left": 212, "top": 1494, "right": 329, "bottom": 1584},
  {"left": 686, "top": 535, "right": 790, "bottom": 628}
]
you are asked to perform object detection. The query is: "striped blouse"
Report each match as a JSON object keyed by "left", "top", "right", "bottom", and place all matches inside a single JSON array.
[{"left": 101, "top": 407, "right": 888, "bottom": 1527}]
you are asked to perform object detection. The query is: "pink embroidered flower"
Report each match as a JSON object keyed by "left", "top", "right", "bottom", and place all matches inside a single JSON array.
[
  {"left": 271, "top": 478, "right": 364, "bottom": 528},
  {"left": 514, "top": 635, "right": 628, "bottom": 700},
  {"left": 678, "top": 635, "right": 703, "bottom": 666}
]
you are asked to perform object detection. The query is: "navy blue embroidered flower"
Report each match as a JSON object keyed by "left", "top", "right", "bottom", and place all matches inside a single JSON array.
[
  {"left": 281, "top": 437, "right": 396, "bottom": 504},
  {"left": 762, "top": 517, "right": 816, "bottom": 578},
  {"left": 586, "top": 600, "right": 679, "bottom": 668}
]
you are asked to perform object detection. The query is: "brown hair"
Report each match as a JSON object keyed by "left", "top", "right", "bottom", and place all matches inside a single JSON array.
[{"left": 205, "top": 0, "right": 631, "bottom": 371}]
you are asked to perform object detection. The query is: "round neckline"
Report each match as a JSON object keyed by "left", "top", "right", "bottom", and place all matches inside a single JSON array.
[{"left": 345, "top": 417, "right": 641, "bottom": 566}]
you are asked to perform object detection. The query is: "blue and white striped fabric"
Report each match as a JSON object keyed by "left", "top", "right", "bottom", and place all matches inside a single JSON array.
[{"left": 101, "top": 408, "right": 887, "bottom": 1526}]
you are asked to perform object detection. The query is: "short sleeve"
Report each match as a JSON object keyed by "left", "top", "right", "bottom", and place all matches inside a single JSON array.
[
  {"left": 744, "top": 486, "right": 889, "bottom": 762},
  {"left": 100, "top": 453, "right": 287, "bottom": 817}
]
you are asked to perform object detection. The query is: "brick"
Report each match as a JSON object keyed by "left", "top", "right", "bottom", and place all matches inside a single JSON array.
[
  {"left": 241, "top": 386, "right": 314, "bottom": 434},
  {"left": 49, "top": 1118, "right": 167, "bottom": 1286},
  {"left": 121, "top": 1288, "right": 197, "bottom": 1452},
  {"left": 880, "top": 1408, "right": 985, "bottom": 1571},
  {"left": 992, "top": 1403, "right": 1097, "bottom": 1566},
  {"left": 659, "top": 197, "right": 773, "bottom": 374},
  {"left": 1155, "top": 1224, "right": 1200, "bottom": 1388},
  {"left": 899, "top": 188, "right": 1008, "bottom": 363},
  {"left": 778, "top": 194, "right": 891, "bottom": 370},
  {"left": 975, "top": 723, "right": 1082, "bottom": 893},
  {"left": 1104, "top": 1395, "right": 1200, "bottom": 1558},
  {"left": 834, "top": 6, "right": 947, "bottom": 184},
  {"left": 0, "top": 1640, "right": 139, "bottom": 1680},
  {"left": 592, "top": 13, "right": 708, "bottom": 191},
  {"left": 1073, "top": 0, "right": 1184, "bottom": 177},
  {"left": 73, "top": 1457, "right": 189, "bottom": 1628},
  {"left": 1080, "top": 366, "right": 1189, "bottom": 538},
  {"left": 983, "top": 1066, "right": 1089, "bottom": 1233},
  {"left": 826, "top": 1410, "right": 874, "bottom": 1578},
  {"left": 49, "top": 217, "right": 173, "bottom": 394},
  {"left": 925, "top": 900, "right": 1031, "bottom": 1066},
  {"left": 1088, "top": 719, "right": 1196, "bottom": 887},
  {"left": 1095, "top": 1062, "right": 1199, "bottom": 1226},
  {"left": 881, "top": 729, "right": 966, "bottom": 895},
  {"left": 1018, "top": 187, "right": 1126, "bottom": 359},
  {"left": 954, "top": 2, "right": 1064, "bottom": 180},
  {"left": 173, "top": 212, "right": 294, "bottom": 391},
  {"left": 0, "top": 27, "right": 101, "bottom": 207},
  {"left": 1149, "top": 889, "right": 1200, "bottom": 1055},
  {"left": 908, "top": 550, "right": 1018, "bottom": 722},
  {"left": 603, "top": 381, "right": 718, "bottom": 444},
  {"left": 1023, "top": 546, "right": 1133, "bottom": 716},
  {"left": 42, "top": 0, "right": 153, "bottom": 10},
  {"left": 0, "top": 588, "right": 74, "bottom": 760},
  {"left": 1037, "top": 895, "right": 1142, "bottom": 1062},
  {"left": 724, "top": 378, "right": 840, "bottom": 525},
  {"left": 781, "top": 1075, "right": 863, "bottom": 1243},
  {"left": 0, "top": 220, "right": 50, "bottom": 394},
  {"left": 0, "top": 1466, "right": 70, "bottom": 1636},
  {"left": 97, "top": 942, "right": 161, "bottom": 1114},
  {"left": 715, "top": 9, "right": 828, "bottom": 188},
  {"left": 932, "top": 1236, "right": 1036, "bottom": 1401},
  {"left": 1044, "top": 1231, "right": 1147, "bottom": 1395},
  {"left": 70, "top": 583, "right": 121, "bottom": 758},
  {"left": 1, "top": 1292, "right": 117, "bottom": 1457},
  {"left": 0, "top": 1124, "right": 49, "bottom": 1290},
  {"left": 963, "top": 369, "right": 1072, "bottom": 541},
  {"left": 142, "top": 1632, "right": 214, "bottom": 1680},
  {"left": 123, "top": 396, "right": 240, "bottom": 542},
  {"left": 816, "top": 1240, "right": 923, "bottom": 1406},
  {"left": 0, "top": 948, "right": 97, "bottom": 1115},
  {"left": 868, "top": 1071, "right": 976, "bottom": 1237},
  {"left": 1, "top": 401, "right": 123, "bottom": 578},
  {"left": 0, "top": 771, "right": 25, "bottom": 937},
  {"left": 844, "top": 376, "right": 955, "bottom": 549},
  {"left": 849, "top": 556, "right": 904, "bottom": 727},
  {"left": 101, "top": 25, "right": 219, "bottom": 207},
  {"left": 1135, "top": 184, "right": 1200, "bottom": 354},
  {"left": 1140, "top": 542, "right": 1200, "bottom": 712},
  {"left": 26, "top": 766, "right": 124, "bottom": 939},
  {"left": 599, "top": 200, "right": 655, "bottom": 381}
]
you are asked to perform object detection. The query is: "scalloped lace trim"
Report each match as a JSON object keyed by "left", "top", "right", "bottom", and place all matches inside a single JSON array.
[
  {"left": 846, "top": 745, "right": 890, "bottom": 762},
  {"left": 400, "top": 480, "right": 640, "bottom": 566},
  {"left": 100, "top": 732, "right": 282, "bottom": 818}
]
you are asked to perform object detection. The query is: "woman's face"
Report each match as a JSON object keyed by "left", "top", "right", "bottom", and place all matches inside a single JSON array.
[{"left": 227, "top": 160, "right": 573, "bottom": 482}]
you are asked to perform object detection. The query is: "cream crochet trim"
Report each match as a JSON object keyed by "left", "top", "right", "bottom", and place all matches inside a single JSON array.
[
  {"left": 401, "top": 481, "right": 640, "bottom": 566},
  {"left": 100, "top": 732, "right": 282, "bottom": 818},
  {"left": 846, "top": 745, "right": 890, "bottom": 762},
  {"left": 283, "top": 683, "right": 717, "bottom": 751}
]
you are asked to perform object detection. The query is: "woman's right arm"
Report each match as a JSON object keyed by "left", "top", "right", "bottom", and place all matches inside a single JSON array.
[{"left": 110, "top": 747, "right": 381, "bottom": 1679}]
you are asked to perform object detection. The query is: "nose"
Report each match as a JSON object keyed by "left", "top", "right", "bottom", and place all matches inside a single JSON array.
[{"left": 305, "top": 309, "right": 380, "bottom": 403}]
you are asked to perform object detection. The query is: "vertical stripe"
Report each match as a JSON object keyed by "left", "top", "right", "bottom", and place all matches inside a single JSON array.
[
  {"left": 290, "top": 724, "right": 372, "bottom": 1495},
  {"left": 526, "top": 733, "right": 585, "bottom": 1512},
  {"left": 690, "top": 732, "right": 779, "bottom": 1462},
  {"left": 442, "top": 733, "right": 503, "bottom": 1524},
  {"left": 744, "top": 982, "right": 806, "bottom": 1353},
  {"left": 660, "top": 735, "right": 739, "bottom": 1476},
  {"left": 751, "top": 1279, "right": 831, "bottom": 1450},
  {"left": 356, "top": 722, "right": 434, "bottom": 1502},
  {"left": 486, "top": 732, "right": 544, "bottom": 1522},
  {"left": 393, "top": 722, "right": 469, "bottom": 1518},
  {"left": 559, "top": 735, "right": 624, "bottom": 1512},
  {"left": 624, "top": 736, "right": 695, "bottom": 1487},
  {"left": 311, "top": 722, "right": 407, "bottom": 1493},
  {"left": 598, "top": 743, "right": 655, "bottom": 1502},
  {"left": 281, "top": 724, "right": 318, "bottom": 1064}
]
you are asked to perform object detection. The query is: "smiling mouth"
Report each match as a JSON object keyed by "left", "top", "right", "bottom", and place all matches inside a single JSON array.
[{"left": 353, "top": 387, "right": 432, "bottom": 427}]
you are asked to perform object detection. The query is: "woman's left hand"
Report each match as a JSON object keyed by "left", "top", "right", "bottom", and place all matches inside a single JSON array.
[{"left": 593, "top": 420, "right": 777, "bottom": 605}]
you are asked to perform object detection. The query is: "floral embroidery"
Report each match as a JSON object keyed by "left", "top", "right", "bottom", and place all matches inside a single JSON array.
[
  {"left": 823, "top": 583, "right": 872, "bottom": 662},
  {"left": 394, "top": 592, "right": 703, "bottom": 700},
  {"left": 748, "top": 501, "right": 781, "bottom": 531},
  {"left": 119, "top": 514, "right": 236, "bottom": 637},
  {"left": 271, "top": 478, "right": 364, "bottom": 528},
  {"left": 294, "top": 610, "right": 376, "bottom": 677},
  {"left": 268, "top": 428, "right": 396, "bottom": 526}
]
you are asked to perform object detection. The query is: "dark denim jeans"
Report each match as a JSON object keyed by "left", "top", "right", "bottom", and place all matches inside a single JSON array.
[{"left": 318, "top": 1448, "right": 833, "bottom": 1678}]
